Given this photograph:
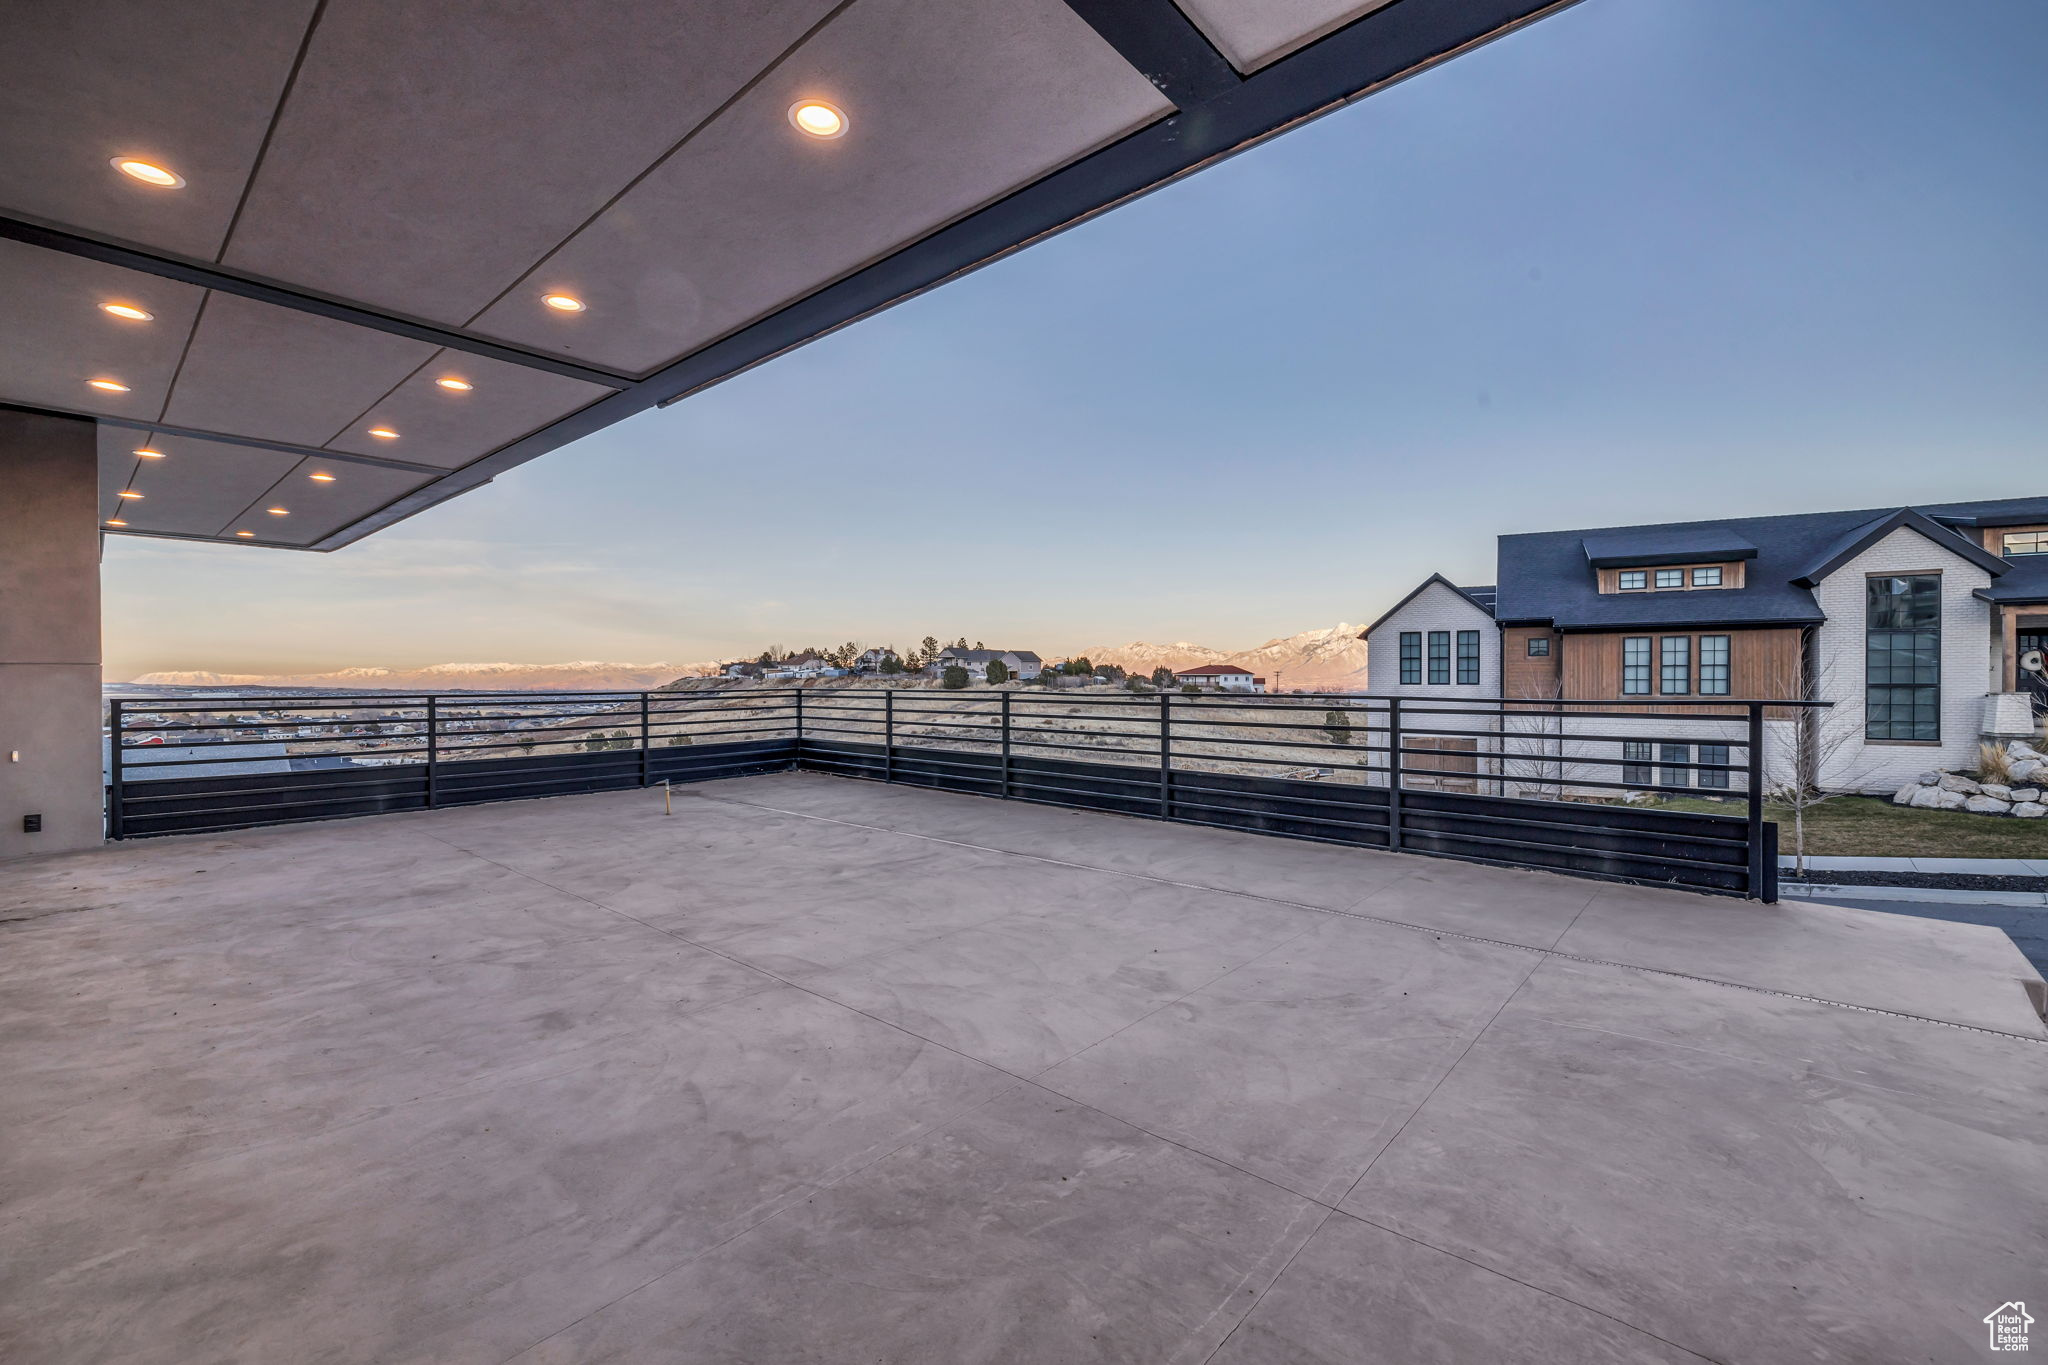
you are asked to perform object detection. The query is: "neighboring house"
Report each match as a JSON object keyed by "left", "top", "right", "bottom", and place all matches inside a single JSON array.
[
  {"left": 719, "top": 661, "right": 759, "bottom": 678},
  {"left": 1365, "top": 496, "right": 2048, "bottom": 795},
  {"left": 853, "top": 648, "right": 899, "bottom": 672},
  {"left": 935, "top": 648, "right": 1043, "bottom": 680},
  {"left": 1174, "top": 664, "right": 1267, "bottom": 693}
]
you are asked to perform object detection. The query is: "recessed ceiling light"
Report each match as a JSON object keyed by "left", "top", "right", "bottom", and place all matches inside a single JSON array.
[
  {"left": 88, "top": 378, "right": 130, "bottom": 392},
  {"left": 104, "top": 518, "right": 128, "bottom": 527},
  {"left": 234, "top": 530, "right": 254, "bottom": 538},
  {"left": 101, "top": 302, "right": 154, "bottom": 321},
  {"left": 789, "top": 101, "right": 847, "bottom": 139},
  {"left": 309, "top": 472, "right": 336, "bottom": 482},
  {"left": 116, "top": 490, "right": 143, "bottom": 499},
  {"left": 267, "top": 507, "right": 289, "bottom": 515},
  {"left": 111, "top": 157, "right": 184, "bottom": 188},
  {"left": 134, "top": 447, "right": 165, "bottom": 458},
  {"left": 435, "top": 376, "right": 473, "bottom": 391},
  {"left": 367, "top": 426, "right": 399, "bottom": 439},
  {"left": 541, "top": 293, "right": 585, "bottom": 313}
]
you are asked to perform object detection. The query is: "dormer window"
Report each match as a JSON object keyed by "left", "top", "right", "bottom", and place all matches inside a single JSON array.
[{"left": 1605, "top": 562, "right": 1741, "bottom": 593}]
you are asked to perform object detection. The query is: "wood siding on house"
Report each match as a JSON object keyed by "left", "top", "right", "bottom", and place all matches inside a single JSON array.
[
  {"left": 1594, "top": 560, "right": 1747, "bottom": 594},
  {"left": 1559, "top": 627, "right": 1803, "bottom": 716},
  {"left": 1502, "top": 626, "right": 1561, "bottom": 699}
]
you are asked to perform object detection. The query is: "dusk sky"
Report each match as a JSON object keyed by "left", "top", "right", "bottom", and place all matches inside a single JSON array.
[{"left": 101, "top": 0, "right": 2048, "bottom": 681}]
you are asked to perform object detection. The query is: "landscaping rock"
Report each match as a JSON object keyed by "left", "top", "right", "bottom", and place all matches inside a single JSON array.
[
  {"left": 1916, "top": 770, "right": 1943, "bottom": 786},
  {"left": 2013, "top": 788, "right": 2042, "bottom": 803},
  {"left": 1979, "top": 784, "right": 2014, "bottom": 801},
  {"left": 2015, "top": 802, "right": 2047, "bottom": 819},
  {"left": 1963, "top": 794, "right": 2012, "bottom": 815},
  {"left": 1891, "top": 783, "right": 1921, "bottom": 806},
  {"left": 1937, "top": 773, "right": 1982, "bottom": 794},
  {"left": 1910, "top": 786, "right": 1968, "bottom": 810},
  {"left": 2010, "top": 759, "right": 2044, "bottom": 783},
  {"left": 2008, "top": 741, "right": 2046, "bottom": 762}
]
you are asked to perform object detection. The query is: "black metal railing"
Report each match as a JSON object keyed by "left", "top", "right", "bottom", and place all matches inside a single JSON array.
[{"left": 106, "top": 686, "right": 1818, "bottom": 900}]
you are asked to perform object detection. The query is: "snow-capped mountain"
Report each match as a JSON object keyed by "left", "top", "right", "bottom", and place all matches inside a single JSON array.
[{"left": 1078, "top": 623, "right": 1369, "bottom": 692}]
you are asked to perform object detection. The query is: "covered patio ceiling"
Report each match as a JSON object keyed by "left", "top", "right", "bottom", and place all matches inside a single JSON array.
[{"left": 0, "top": 0, "right": 1572, "bottom": 551}]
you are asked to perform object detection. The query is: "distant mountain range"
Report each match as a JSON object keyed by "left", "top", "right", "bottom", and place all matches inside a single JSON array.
[
  {"left": 128, "top": 624, "right": 1370, "bottom": 694},
  {"left": 128, "top": 661, "right": 719, "bottom": 691},
  {"left": 1080, "top": 623, "right": 1369, "bottom": 692}
]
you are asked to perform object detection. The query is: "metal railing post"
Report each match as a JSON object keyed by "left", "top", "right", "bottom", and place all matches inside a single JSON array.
[
  {"left": 1000, "top": 690, "right": 1012, "bottom": 798},
  {"left": 425, "top": 696, "right": 439, "bottom": 809},
  {"left": 883, "top": 689, "right": 894, "bottom": 783},
  {"left": 639, "top": 692, "right": 651, "bottom": 787},
  {"left": 1158, "top": 691, "right": 1172, "bottom": 818},
  {"left": 1385, "top": 697, "right": 1404, "bottom": 851},
  {"left": 793, "top": 687, "right": 805, "bottom": 768},
  {"left": 106, "top": 698, "right": 124, "bottom": 840},
  {"left": 1746, "top": 700, "right": 1767, "bottom": 900}
]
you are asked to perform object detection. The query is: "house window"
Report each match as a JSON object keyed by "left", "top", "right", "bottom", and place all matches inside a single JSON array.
[
  {"left": 1618, "top": 571, "right": 1647, "bottom": 591},
  {"left": 1866, "top": 574, "right": 1941, "bottom": 741},
  {"left": 1660, "top": 636, "right": 1691, "bottom": 695},
  {"left": 1622, "top": 741, "right": 1652, "bottom": 785},
  {"left": 1622, "top": 637, "right": 1651, "bottom": 695},
  {"left": 2003, "top": 531, "right": 2048, "bottom": 557},
  {"left": 1456, "top": 631, "right": 1480, "bottom": 685},
  {"left": 1660, "top": 743, "right": 1692, "bottom": 788},
  {"left": 1698, "top": 635, "right": 1730, "bottom": 695},
  {"left": 1654, "top": 569, "right": 1684, "bottom": 589},
  {"left": 1691, "top": 566, "right": 1723, "bottom": 586},
  {"left": 1698, "top": 742, "right": 1730, "bottom": 790},
  {"left": 1427, "top": 631, "right": 1451, "bottom": 685},
  {"left": 1399, "top": 633, "right": 1421, "bottom": 685},
  {"left": 1526, "top": 636, "right": 1551, "bottom": 657}
]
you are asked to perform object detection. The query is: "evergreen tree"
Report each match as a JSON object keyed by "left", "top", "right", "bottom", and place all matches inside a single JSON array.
[
  {"left": 1151, "top": 666, "right": 1175, "bottom": 688},
  {"left": 985, "top": 659, "right": 1010, "bottom": 685},
  {"left": 1323, "top": 710, "right": 1353, "bottom": 746},
  {"left": 879, "top": 654, "right": 903, "bottom": 675},
  {"left": 941, "top": 665, "right": 970, "bottom": 690}
]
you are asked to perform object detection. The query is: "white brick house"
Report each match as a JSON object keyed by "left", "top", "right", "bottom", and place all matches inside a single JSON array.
[{"left": 1367, "top": 498, "right": 2047, "bottom": 797}]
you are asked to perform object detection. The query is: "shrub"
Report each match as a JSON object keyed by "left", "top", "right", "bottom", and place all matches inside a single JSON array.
[
  {"left": 1323, "top": 710, "right": 1352, "bottom": 746},
  {"left": 985, "top": 659, "right": 1010, "bottom": 685},
  {"left": 941, "top": 665, "right": 970, "bottom": 690},
  {"left": 879, "top": 655, "right": 903, "bottom": 675}
]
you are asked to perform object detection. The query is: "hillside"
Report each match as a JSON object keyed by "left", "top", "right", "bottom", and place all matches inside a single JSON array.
[
  {"left": 1077, "top": 622, "right": 1369, "bottom": 692},
  {"left": 130, "top": 660, "right": 720, "bottom": 691}
]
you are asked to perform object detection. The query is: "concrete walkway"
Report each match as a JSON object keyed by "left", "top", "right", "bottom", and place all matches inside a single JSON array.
[
  {"left": 3, "top": 772, "right": 2044, "bottom": 1363},
  {"left": 1783, "top": 854, "right": 2048, "bottom": 876}
]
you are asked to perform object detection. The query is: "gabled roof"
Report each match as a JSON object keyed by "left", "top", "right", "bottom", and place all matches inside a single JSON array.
[
  {"left": 1358, "top": 575, "right": 1498, "bottom": 639},
  {"left": 1791, "top": 508, "right": 2009, "bottom": 587},
  {"left": 1497, "top": 495, "right": 2041, "bottom": 630},
  {"left": 1176, "top": 664, "right": 1255, "bottom": 676}
]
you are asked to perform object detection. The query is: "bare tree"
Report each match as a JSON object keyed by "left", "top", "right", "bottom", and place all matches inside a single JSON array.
[{"left": 1760, "top": 643, "right": 1870, "bottom": 877}]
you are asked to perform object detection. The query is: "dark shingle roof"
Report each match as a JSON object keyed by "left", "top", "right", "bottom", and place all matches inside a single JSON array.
[
  {"left": 1580, "top": 529, "right": 1757, "bottom": 568},
  {"left": 1497, "top": 495, "right": 2040, "bottom": 629}
]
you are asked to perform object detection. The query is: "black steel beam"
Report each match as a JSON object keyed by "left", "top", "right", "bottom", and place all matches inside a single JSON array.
[
  {"left": 0, "top": 214, "right": 635, "bottom": 390},
  {"left": 1059, "top": 0, "right": 1243, "bottom": 107},
  {"left": 310, "top": 0, "right": 1576, "bottom": 551}
]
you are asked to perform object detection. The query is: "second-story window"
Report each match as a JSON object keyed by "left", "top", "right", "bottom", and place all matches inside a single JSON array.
[
  {"left": 1699, "top": 635, "right": 1730, "bottom": 695},
  {"left": 1456, "top": 631, "right": 1480, "bottom": 685},
  {"left": 1691, "top": 566, "right": 1723, "bottom": 586},
  {"left": 1526, "top": 636, "right": 1551, "bottom": 657},
  {"left": 1399, "top": 633, "right": 1422, "bottom": 684},
  {"left": 1427, "top": 631, "right": 1451, "bottom": 685},
  {"left": 1622, "top": 637, "right": 1651, "bottom": 694},
  {"left": 1619, "top": 571, "right": 1647, "bottom": 591},
  {"left": 1867, "top": 574, "right": 1941, "bottom": 741},
  {"left": 1660, "top": 636, "right": 1691, "bottom": 694},
  {"left": 1654, "top": 569, "right": 1684, "bottom": 589},
  {"left": 2003, "top": 531, "right": 2048, "bottom": 557}
]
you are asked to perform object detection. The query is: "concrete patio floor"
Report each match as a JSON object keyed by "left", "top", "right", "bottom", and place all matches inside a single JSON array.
[{"left": 3, "top": 771, "right": 2044, "bottom": 1364}]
